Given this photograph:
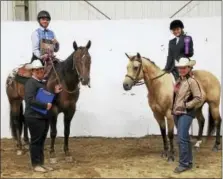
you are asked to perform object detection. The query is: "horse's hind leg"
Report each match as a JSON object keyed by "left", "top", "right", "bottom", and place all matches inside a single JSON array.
[
  {"left": 194, "top": 107, "right": 205, "bottom": 150},
  {"left": 23, "top": 120, "right": 29, "bottom": 150},
  {"left": 19, "top": 103, "right": 29, "bottom": 149},
  {"left": 209, "top": 103, "right": 222, "bottom": 151},
  {"left": 166, "top": 110, "right": 175, "bottom": 162},
  {"left": 64, "top": 108, "right": 75, "bottom": 162},
  {"left": 10, "top": 100, "right": 24, "bottom": 155}
]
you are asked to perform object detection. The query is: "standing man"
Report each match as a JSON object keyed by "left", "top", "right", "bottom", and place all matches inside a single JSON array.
[{"left": 31, "top": 10, "right": 60, "bottom": 81}]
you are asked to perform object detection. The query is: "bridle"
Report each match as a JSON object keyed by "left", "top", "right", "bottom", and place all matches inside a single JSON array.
[
  {"left": 125, "top": 59, "right": 144, "bottom": 86},
  {"left": 125, "top": 59, "right": 167, "bottom": 86}
]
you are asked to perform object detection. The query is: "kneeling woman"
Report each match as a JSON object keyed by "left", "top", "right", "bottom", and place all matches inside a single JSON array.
[
  {"left": 172, "top": 57, "right": 202, "bottom": 173},
  {"left": 24, "top": 60, "right": 62, "bottom": 172}
]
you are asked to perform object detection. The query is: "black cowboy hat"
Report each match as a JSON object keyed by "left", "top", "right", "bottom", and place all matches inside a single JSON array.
[
  {"left": 170, "top": 20, "right": 184, "bottom": 30},
  {"left": 37, "top": 10, "right": 51, "bottom": 21}
]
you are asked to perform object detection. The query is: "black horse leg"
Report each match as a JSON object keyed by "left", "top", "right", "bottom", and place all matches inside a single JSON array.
[
  {"left": 49, "top": 116, "right": 58, "bottom": 163},
  {"left": 64, "top": 109, "right": 75, "bottom": 162},
  {"left": 19, "top": 104, "right": 29, "bottom": 149},
  {"left": 167, "top": 129, "right": 175, "bottom": 161},
  {"left": 209, "top": 104, "right": 222, "bottom": 152},
  {"left": 160, "top": 125, "right": 169, "bottom": 158},
  {"left": 166, "top": 111, "right": 175, "bottom": 162},
  {"left": 213, "top": 117, "right": 222, "bottom": 151},
  {"left": 154, "top": 113, "right": 169, "bottom": 158},
  {"left": 23, "top": 120, "right": 30, "bottom": 149}
]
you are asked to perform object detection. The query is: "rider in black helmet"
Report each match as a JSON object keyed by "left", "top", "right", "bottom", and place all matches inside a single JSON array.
[
  {"left": 163, "top": 19, "right": 194, "bottom": 80},
  {"left": 37, "top": 10, "right": 51, "bottom": 22},
  {"left": 31, "top": 10, "right": 60, "bottom": 81}
]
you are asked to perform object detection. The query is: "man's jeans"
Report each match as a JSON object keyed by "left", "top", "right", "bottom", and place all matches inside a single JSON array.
[{"left": 174, "top": 114, "right": 193, "bottom": 168}]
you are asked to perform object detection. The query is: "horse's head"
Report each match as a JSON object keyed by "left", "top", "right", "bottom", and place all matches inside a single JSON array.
[
  {"left": 123, "top": 52, "right": 144, "bottom": 91},
  {"left": 72, "top": 40, "right": 91, "bottom": 86}
]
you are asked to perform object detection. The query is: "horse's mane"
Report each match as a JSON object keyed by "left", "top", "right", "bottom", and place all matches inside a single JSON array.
[
  {"left": 142, "top": 56, "right": 159, "bottom": 69},
  {"left": 55, "top": 52, "right": 74, "bottom": 71},
  {"left": 51, "top": 51, "right": 78, "bottom": 82},
  {"left": 56, "top": 46, "right": 85, "bottom": 71}
]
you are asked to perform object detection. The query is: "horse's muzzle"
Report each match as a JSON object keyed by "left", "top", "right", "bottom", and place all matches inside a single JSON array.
[
  {"left": 123, "top": 82, "right": 132, "bottom": 91},
  {"left": 79, "top": 76, "right": 90, "bottom": 86}
]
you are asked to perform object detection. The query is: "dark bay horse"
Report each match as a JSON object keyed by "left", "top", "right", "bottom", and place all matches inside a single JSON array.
[
  {"left": 6, "top": 40, "right": 92, "bottom": 163},
  {"left": 123, "top": 53, "right": 222, "bottom": 161}
]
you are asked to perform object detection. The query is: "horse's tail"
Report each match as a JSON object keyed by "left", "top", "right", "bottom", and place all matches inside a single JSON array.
[
  {"left": 9, "top": 103, "right": 24, "bottom": 139},
  {"left": 207, "top": 106, "right": 216, "bottom": 137}
]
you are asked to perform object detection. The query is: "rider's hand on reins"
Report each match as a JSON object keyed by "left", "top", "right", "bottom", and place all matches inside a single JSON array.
[
  {"left": 40, "top": 54, "right": 49, "bottom": 60},
  {"left": 52, "top": 38, "right": 58, "bottom": 45}
]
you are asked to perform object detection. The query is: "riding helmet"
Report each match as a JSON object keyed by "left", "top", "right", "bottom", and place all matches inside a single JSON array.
[
  {"left": 37, "top": 10, "right": 51, "bottom": 21},
  {"left": 170, "top": 20, "right": 184, "bottom": 30}
]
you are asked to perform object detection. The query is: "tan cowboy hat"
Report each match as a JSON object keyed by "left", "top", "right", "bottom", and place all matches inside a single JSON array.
[{"left": 175, "top": 57, "right": 196, "bottom": 67}]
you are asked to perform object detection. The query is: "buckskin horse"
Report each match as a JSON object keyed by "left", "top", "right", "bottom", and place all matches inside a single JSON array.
[
  {"left": 6, "top": 40, "right": 92, "bottom": 163},
  {"left": 123, "top": 52, "right": 221, "bottom": 161}
]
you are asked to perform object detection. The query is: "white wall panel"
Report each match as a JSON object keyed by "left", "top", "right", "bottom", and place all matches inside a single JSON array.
[
  {"left": 28, "top": 1, "right": 221, "bottom": 21},
  {"left": 1, "top": 17, "right": 221, "bottom": 138},
  {"left": 28, "top": 1, "right": 37, "bottom": 22},
  {"left": 173, "top": 1, "right": 222, "bottom": 18},
  {"left": 1, "top": 1, "right": 14, "bottom": 21}
]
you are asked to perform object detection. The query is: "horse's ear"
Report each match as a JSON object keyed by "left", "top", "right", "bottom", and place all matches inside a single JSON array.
[
  {"left": 125, "top": 53, "right": 130, "bottom": 59},
  {"left": 137, "top": 52, "right": 141, "bottom": 59},
  {"left": 86, "top": 40, "right": 91, "bottom": 49},
  {"left": 73, "top": 41, "right": 78, "bottom": 51}
]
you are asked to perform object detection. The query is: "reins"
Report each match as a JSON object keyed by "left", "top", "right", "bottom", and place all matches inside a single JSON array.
[
  {"left": 126, "top": 59, "right": 167, "bottom": 86},
  {"left": 49, "top": 56, "right": 80, "bottom": 94}
]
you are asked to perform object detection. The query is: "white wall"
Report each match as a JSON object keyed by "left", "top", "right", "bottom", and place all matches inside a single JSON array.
[
  {"left": 1, "top": 17, "right": 221, "bottom": 138},
  {"left": 1, "top": 1, "right": 221, "bottom": 21},
  {"left": 28, "top": 1, "right": 221, "bottom": 21},
  {"left": 1, "top": 1, "right": 14, "bottom": 21}
]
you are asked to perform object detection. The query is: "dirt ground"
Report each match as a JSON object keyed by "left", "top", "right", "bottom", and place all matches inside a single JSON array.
[{"left": 1, "top": 136, "right": 222, "bottom": 178}]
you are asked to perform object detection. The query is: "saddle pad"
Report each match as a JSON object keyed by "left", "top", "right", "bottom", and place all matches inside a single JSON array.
[{"left": 14, "top": 74, "right": 30, "bottom": 85}]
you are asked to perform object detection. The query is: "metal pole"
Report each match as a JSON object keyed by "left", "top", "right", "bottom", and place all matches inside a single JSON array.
[
  {"left": 169, "top": 0, "right": 193, "bottom": 18},
  {"left": 83, "top": 0, "right": 111, "bottom": 20}
]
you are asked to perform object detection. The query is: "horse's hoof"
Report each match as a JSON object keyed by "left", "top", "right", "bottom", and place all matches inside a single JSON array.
[
  {"left": 50, "top": 158, "right": 57, "bottom": 164},
  {"left": 65, "top": 156, "right": 73, "bottom": 163},
  {"left": 161, "top": 151, "right": 168, "bottom": 158},
  {"left": 212, "top": 145, "right": 219, "bottom": 152},
  {"left": 24, "top": 144, "right": 29, "bottom": 150},
  {"left": 167, "top": 156, "right": 174, "bottom": 162},
  {"left": 194, "top": 146, "right": 200, "bottom": 152},
  {"left": 16, "top": 150, "right": 23, "bottom": 156}
]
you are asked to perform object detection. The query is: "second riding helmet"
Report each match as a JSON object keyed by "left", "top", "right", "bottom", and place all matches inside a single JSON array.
[
  {"left": 37, "top": 10, "right": 51, "bottom": 21},
  {"left": 170, "top": 20, "right": 184, "bottom": 30}
]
